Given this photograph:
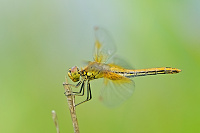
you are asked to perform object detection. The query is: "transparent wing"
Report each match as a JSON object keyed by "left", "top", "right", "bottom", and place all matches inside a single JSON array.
[
  {"left": 93, "top": 27, "right": 116, "bottom": 63},
  {"left": 110, "top": 56, "right": 135, "bottom": 70},
  {"left": 99, "top": 56, "right": 135, "bottom": 107},
  {"left": 99, "top": 78, "right": 135, "bottom": 107}
]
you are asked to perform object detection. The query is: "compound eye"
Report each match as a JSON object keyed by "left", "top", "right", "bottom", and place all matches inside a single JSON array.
[{"left": 71, "top": 66, "right": 78, "bottom": 73}]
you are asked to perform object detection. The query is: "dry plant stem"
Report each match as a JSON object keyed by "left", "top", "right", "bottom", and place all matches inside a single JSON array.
[
  {"left": 52, "top": 110, "right": 60, "bottom": 133},
  {"left": 63, "top": 78, "right": 80, "bottom": 133}
]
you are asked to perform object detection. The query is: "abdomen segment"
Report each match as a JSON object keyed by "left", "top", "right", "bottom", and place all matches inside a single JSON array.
[{"left": 117, "top": 67, "right": 181, "bottom": 78}]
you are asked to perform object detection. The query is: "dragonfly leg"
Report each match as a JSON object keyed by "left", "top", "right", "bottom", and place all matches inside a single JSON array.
[
  {"left": 72, "top": 80, "right": 86, "bottom": 96},
  {"left": 75, "top": 80, "right": 92, "bottom": 106},
  {"left": 63, "top": 79, "right": 84, "bottom": 96},
  {"left": 63, "top": 80, "right": 82, "bottom": 88}
]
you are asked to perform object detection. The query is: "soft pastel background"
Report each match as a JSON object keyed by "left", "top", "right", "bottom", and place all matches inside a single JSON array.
[{"left": 0, "top": 0, "right": 200, "bottom": 133}]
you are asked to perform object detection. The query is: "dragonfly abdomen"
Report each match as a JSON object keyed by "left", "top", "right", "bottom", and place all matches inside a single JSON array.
[{"left": 118, "top": 67, "right": 181, "bottom": 78}]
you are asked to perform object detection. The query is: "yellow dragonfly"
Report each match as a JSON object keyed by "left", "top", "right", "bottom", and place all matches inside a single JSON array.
[{"left": 65, "top": 27, "right": 181, "bottom": 107}]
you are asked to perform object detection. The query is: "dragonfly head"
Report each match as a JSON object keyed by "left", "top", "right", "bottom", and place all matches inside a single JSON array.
[{"left": 68, "top": 66, "right": 80, "bottom": 82}]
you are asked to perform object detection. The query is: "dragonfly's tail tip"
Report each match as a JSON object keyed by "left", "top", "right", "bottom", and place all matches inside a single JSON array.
[{"left": 177, "top": 69, "right": 182, "bottom": 73}]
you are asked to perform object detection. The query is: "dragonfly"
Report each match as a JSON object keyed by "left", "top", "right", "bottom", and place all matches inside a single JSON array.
[{"left": 64, "top": 27, "right": 181, "bottom": 107}]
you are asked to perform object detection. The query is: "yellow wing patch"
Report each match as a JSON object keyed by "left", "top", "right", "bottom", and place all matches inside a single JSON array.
[
  {"left": 93, "top": 27, "right": 116, "bottom": 63},
  {"left": 103, "top": 71, "right": 132, "bottom": 83}
]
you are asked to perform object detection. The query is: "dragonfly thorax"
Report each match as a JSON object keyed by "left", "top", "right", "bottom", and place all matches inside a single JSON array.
[
  {"left": 82, "top": 62, "right": 109, "bottom": 80},
  {"left": 68, "top": 66, "right": 80, "bottom": 82}
]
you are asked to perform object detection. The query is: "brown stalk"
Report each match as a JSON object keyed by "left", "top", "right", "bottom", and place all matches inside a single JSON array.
[
  {"left": 63, "top": 77, "right": 80, "bottom": 133},
  {"left": 51, "top": 110, "right": 60, "bottom": 133}
]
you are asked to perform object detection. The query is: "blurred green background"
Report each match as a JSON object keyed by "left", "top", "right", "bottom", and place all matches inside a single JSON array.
[{"left": 0, "top": 0, "right": 200, "bottom": 133}]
